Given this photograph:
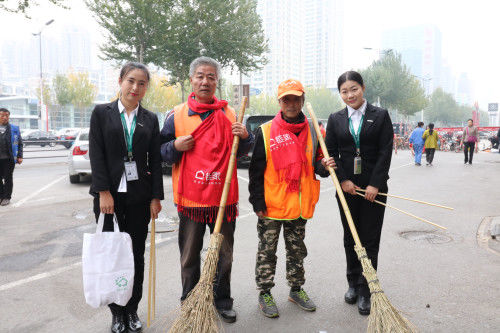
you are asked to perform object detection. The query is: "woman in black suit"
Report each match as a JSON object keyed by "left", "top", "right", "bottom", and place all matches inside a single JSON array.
[
  {"left": 323, "top": 71, "right": 393, "bottom": 316},
  {"left": 89, "top": 62, "right": 164, "bottom": 333}
]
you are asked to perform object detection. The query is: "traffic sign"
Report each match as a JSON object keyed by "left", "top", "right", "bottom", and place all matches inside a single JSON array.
[{"left": 488, "top": 103, "right": 498, "bottom": 112}]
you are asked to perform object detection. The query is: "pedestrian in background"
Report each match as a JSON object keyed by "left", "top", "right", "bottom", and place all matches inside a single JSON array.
[
  {"left": 497, "top": 127, "right": 500, "bottom": 153},
  {"left": 160, "top": 56, "right": 254, "bottom": 324},
  {"left": 248, "top": 79, "right": 332, "bottom": 318},
  {"left": 89, "top": 62, "right": 164, "bottom": 333},
  {"left": 325, "top": 71, "right": 393, "bottom": 316},
  {"left": 422, "top": 123, "right": 439, "bottom": 166},
  {"left": 0, "top": 108, "right": 23, "bottom": 206},
  {"left": 409, "top": 121, "right": 425, "bottom": 166},
  {"left": 462, "top": 119, "right": 478, "bottom": 164}
]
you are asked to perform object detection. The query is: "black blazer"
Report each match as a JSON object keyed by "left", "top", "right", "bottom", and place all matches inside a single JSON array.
[
  {"left": 89, "top": 100, "right": 164, "bottom": 204},
  {"left": 325, "top": 103, "right": 393, "bottom": 190}
]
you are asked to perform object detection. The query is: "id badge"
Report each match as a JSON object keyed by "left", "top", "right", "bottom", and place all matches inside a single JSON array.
[
  {"left": 353, "top": 156, "right": 362, "bottom": 175},
  {"left": 124, "top": 161, "right": 139, "bottom": 181}
]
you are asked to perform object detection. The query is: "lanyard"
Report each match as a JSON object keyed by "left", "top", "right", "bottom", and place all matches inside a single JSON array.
[
  {"left": 349, "top": 115, "right": 364, "bottom": 154},
  {"left": 120, "top": 112, "right": 136, "bottom": 160}
]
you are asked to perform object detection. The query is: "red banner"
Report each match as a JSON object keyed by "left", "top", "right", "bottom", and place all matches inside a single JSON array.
[{"left": 435, "top": 126, "right": 500, "bottom": 132}]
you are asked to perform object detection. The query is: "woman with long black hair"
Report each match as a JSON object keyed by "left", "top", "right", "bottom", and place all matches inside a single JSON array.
[
  {"left": 423, "top": 123, "right": 439, "bottom": 166},
  {"left": 323, "top": 71, "right": 393, "bottom": 316},
  {"left": 89, "top": 62, "right": 164, "bottom": 333}
]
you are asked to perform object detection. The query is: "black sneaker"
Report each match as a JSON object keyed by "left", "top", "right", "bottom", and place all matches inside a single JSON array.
[
  {"left": 288, "top": 288, "right": 316, "bottom": 312},
  {"left": 259, "top": 292, "right": 279, "bottom": 318},
  {"left": 0, "top": 199, "right": 10, "bottom": 206},
  {"left": 217, "top": 308, "right": 237, "bottom": 323}
]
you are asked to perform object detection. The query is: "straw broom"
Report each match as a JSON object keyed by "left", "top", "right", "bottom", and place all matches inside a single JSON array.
[
  {"left": 305, "top": 103, "right": 417, "bottom": 333},
  {"left": 169, "top": 97, "right": 248, "bottom": 333}
]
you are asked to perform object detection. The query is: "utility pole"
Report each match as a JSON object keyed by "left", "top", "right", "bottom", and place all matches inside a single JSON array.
[{"left": 33, "top": 19, "right": 55, "bottom": 131}]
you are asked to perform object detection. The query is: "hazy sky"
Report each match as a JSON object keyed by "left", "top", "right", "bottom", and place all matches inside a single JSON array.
[{"left": 1, "top": 0, "right": 499, "bottom": 110}]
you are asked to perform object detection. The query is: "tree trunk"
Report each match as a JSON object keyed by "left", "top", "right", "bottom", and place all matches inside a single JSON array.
[{"left": 180, "top": 81, "right": 185, "bottom": 102}]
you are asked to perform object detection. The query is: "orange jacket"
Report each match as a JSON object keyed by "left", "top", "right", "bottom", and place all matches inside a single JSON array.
[
  {"left": 261, "top": 121, "right": 320, "bottom": 220},
  {"left": 171, "top": 102, "right": 236, "bottom": 206}
]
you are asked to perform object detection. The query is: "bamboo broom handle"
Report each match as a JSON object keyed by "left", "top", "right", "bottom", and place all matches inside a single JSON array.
[
  {"left": 152, "top": 218, "right": 156, "bottom": 320},
  {"left": 305, "top": 103, "right": 363, "bottom": 247},
  {"left": 356, "top": 189, "right": 454, "bottom": 210},
  {"left": 355, "top": 192, "right": 447, "bottom": 230},
  {"left": 213, "top": 97, "right": 248, "bottom": 234},
  {"left": 147, "top": 218, "right": 156, "bottom": 327}
]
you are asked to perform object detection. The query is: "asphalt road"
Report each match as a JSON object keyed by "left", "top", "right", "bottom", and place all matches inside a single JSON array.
[{"left": 1, "top": 149, "right": 499, "bottom": 332}]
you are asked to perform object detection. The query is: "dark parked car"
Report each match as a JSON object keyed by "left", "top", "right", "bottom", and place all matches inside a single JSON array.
[
  {"left": 23, "top": 131, "right": 58, "bottom": 148},
  {"left": 237, "top": 115, "right": 274, "bottom": 168}
]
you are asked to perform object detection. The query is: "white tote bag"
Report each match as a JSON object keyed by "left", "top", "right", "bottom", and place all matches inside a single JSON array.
[{"left": 82, "top": 214, "right": 135, "bottom": 308}]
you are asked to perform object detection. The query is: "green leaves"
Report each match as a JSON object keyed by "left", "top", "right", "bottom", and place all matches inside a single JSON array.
[
  {"left": 0, "top": 0, "right": 68, "bottom": 18},
  {"left": 360, "top": 52, "right": 428, "bottom": 117},
  {"left": 52, "top": 74, "right": 72, "bottom": 106},
  {"left": 86, "top": 0, "right": 267, "bottom": 101}
]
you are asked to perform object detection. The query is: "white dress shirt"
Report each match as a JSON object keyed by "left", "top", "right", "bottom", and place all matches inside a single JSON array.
[
  {"left": 117, "top": 99, "right": 139, "bottom": 193},
  {"left": 347, "top": 99, "right": 367, "bottom": 133}
]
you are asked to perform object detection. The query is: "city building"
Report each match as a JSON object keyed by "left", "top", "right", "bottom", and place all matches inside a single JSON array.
[
  {"left": 381, "top": 25, "right": 442, "bottom": 94},
  {"left": 243, "top": 0, "right": 344, "bottom": 96}
]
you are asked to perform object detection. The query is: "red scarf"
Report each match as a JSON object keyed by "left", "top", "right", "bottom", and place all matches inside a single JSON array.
[
  {"left": 270, "top": 111, "right": 309, "bottom": 192},
  {"left": 187, "top": 92, "right": 228, "bottom": 114},
  {"left": 177, "top": 96, "right": 238, "bottom": 223}
]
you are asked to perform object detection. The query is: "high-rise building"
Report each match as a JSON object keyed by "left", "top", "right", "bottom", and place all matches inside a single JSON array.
[
  {"left": 244, "top": 0, "right": 343, "bottom": 96},
  {"left": 456, "top": 72, "right": 473, "bottom": 106},
  {"left": 381, "top": 25, "right": 442, "bottom": 93},
  {"left": 303, "top": 0, "right": 343, "bottom": 89}
]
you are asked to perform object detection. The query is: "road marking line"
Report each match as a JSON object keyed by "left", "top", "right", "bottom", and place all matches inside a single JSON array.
[
  {"left": 13, "top": 175, "right": 66, "bottom": 208},
  {"left": 0, "top": 261, "right": 82, "bottom": 292},
  {"left": 390, "top": 162, "right": 413, "bottom": 171},
  {"left": 237, "top": 175, "right": 249, "bottom": 182},
  {"left": 320, "top": 187, "right": 335, "bottom": 193},
  {"left": 0, "top": 213, "right": 256, "bottom": 292}
]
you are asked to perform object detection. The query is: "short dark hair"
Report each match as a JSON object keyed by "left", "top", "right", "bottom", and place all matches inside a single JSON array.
[
  {"left": 337, "top": 71, "right": 364, "bottom": 91},
  {"left": 119, "top": 62, "right": 150, "bottom": 82},
  {"left": 468, "top": 118, "right": 473, "bottom": 123},
  {"left": 417, "top": 121, "right": 424, "bottom": 127},
  {"left": 0, "top": 108, "right": 10, "bottom": 114}
]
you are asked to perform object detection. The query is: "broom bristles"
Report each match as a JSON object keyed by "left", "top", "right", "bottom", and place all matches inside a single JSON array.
[
  {"left": 354, "top": 245, "right": 417, "bottom": 333},
  {"left": 169, "top": 233, "right": 224, "bottom": 333}
]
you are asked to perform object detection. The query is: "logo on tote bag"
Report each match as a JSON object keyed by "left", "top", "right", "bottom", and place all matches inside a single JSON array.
[{"left": 115, "top": 276, "right": 129, "bottom": 291}]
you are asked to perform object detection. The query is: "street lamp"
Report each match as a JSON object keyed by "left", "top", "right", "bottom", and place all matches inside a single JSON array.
[
  {"left": 363, "top": 47, "right": 393, "bottom": 57},
  {"left": 32, "top": 19, "right": 54, "bottom": 131}
]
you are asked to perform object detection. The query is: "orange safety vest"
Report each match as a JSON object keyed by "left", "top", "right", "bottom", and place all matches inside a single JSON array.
[
  {"left": 261, "top": 121, "right": 320, "bottom": 220},
  {"left": 171, "top": 102, "right": 236, "bottom": 205}
]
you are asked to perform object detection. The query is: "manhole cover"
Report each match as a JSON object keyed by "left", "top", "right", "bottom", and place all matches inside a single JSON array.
[{"left": 400, "top": 231, "right": 453, "bottom": 244}]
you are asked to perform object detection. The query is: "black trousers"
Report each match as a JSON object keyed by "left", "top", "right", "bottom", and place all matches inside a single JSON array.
[
  {"left": 336, "top": 191, "right": 386, "bottom": 297},
  {"left": 93, "top": 193, "right": 150, "bottom": 314},
  {"left": 0, "top": 158, "right": 14, "bottom": 199},
  {"left": 425, "top": 148, "right": 435, "bottom": 164},
  {"left": 464, "top": 142, "right": 475, "bottom": 163},
  {"left": 178, "top": 213, "right": 235, "bottom": 310}
]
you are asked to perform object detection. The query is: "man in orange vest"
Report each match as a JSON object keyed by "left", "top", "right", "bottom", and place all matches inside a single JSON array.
[
  {"left": 248, "top": 79, "right": 335, "bottom": 318},
  {"left": 160, "top": 56, "right": 254, "bottom": 323}
]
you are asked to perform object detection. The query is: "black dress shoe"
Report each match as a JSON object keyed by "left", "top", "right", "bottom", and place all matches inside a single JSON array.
[
  {"left": 357, "top": 295, "right": 371, "bottom": 315},
  {"left": 126, "top": 312, "right": 143, "bottom": 332},
  {"left": 344, "top": 287, "right": 358, "bottom": 304},
  {"left": 217, "top": 308, "right": 237, "bottom": 323},
  {"left": 111, "top": 312, "right": 126, "bottom": 333}
]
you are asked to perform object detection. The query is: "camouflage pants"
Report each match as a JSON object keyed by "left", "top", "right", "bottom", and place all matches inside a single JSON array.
[{"left": 255, "top": 217, "right": 307, "bottom": 291}]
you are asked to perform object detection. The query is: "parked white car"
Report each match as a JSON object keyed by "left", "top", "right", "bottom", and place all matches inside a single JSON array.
[{"left": 68, "top": 128, "right": 90, "bottom": 184}]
